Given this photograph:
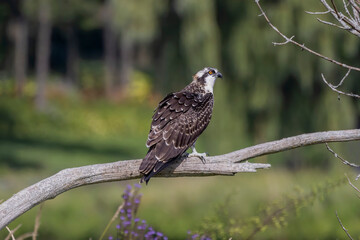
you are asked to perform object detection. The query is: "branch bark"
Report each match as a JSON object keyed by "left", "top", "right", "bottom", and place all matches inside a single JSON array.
[{"left": 1, "top": 129, "right": 360, "bottom": 229}]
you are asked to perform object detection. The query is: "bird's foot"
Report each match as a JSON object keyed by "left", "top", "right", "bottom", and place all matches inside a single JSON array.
[{"left": 188, "top": 152, "right": 209, "bottom": 164}]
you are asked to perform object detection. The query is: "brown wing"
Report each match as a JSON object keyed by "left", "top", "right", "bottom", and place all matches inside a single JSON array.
[{"left": 139, "top": 91, "right": 213, "bottom": 179}]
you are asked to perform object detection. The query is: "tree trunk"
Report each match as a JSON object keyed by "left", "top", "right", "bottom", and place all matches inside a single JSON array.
[
  {"left": 103, "top": 0, "right": 117, "bottom": 97},
  {"left": 35, "top": 0, "right": 51, "bottom": 110},
  {"left": 13, "top": 17, "right": 28, "bottom": 96},
  {"left": 118, "top": 36, "right": 134, "bottom": 89},
  {"left": 65, "top": 26, "right": 78, "bottom": 87}
]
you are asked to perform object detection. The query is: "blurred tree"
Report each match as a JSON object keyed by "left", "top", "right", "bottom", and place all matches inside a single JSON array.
[
  {"left": 7, "top": 0, "right": 28, "bottom": 96},
  {"left": 176, "top": 0, "right": 221, "bottom": 73},
  {"left": 111, "top": 0, "right": 167, "bottom": 90},
  {"left": 51, "top": 0, "right": 101, "bottom": 87},
  {"left": 102, "top": 0, "right": 117, "bottom": 97},
  {"left": 34, "top": 0, "right": 52, "bottom": 110}
]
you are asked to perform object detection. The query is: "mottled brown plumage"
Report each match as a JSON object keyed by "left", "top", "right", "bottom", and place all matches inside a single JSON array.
[{"left": 139, "top": 67, "right": 222, "bottom": 183}]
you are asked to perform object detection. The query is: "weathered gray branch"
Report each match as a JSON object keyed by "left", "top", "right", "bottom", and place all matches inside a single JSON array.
[{"left": 1, "top": 129, "right": 360, "bottom": 229}]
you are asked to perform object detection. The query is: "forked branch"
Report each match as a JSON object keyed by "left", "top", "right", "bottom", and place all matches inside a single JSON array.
[
  {"left": 254, "top": 0, "right": 360, "bottom": 72},
  {"left": 0, "top": 129, "right": 360, "bottom": 229}
]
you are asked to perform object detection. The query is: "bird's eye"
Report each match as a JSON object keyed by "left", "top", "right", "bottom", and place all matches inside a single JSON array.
[{"left": 208, "top": 70, "right": 213, "bottom": 75}]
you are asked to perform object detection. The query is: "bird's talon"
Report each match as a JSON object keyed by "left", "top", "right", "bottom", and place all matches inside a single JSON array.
[{"left": 188, "top": 152, "right": 207, "bottom": 164}]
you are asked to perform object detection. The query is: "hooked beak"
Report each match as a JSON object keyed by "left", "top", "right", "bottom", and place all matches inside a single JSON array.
[{"left": 216, "top": 72, "right": 223, "bottom": 78}]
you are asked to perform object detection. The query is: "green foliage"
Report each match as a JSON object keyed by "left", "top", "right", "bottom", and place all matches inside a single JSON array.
[
  {"left": 111, "top": 0, "right": 167, "bottom": 43},
  {"left": 198, "top": 177, "right": 348, "bottom": 239},
  {"left": 177, "top": 0, "right": 221, "bottom": 72}
]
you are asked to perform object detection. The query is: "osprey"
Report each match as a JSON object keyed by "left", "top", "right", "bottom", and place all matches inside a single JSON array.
[{"left": 139, "top": 67, "right": 223, "bottom": 184}]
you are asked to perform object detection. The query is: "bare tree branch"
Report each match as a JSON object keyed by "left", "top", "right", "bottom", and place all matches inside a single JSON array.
[
  {"left": 0, "top": 129, "right": 359, "bottom": 230},
  {"left": 306, "top": 10, "right": 331, "bottom": 14},
  {"left": 316, "top": 17, "right": 350, "bottom": 29},
  {"left": 326, "top": 143, "right": 360, "bottom": 180},
  {"left": 322, "top": 0, "right": 360, "bottom": 36},
  {"left": 254, "top": 0, "right": 360, "bottom": 71},
  {"left": 325, "top": 143, "right": 360, "bottom": 168},
  {"left": 321, "top": 73, "right": 360, "bottom": 98},
  {"left": 335, "top": 211, "right": 354, "bottom": 239}
]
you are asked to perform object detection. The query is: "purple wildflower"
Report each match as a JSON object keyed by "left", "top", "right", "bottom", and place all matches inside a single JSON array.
[
  {"left": 116, "top": 224, "right": 120, "bottom": 229},
  {"left": 157, "top": 232, "right": 164, "bottom": 237},
  {"left": 134, "top": 183, "right": 141, "bottom": 188},
  {"left": 120, "top": 216, "right": 125, "bottom": 221},
  {"left": 127, "top": 209, "right": 132, "bottom": 213},
  {"left": 126, "top": 185, "right": 132, "bottom": 190},
  {"left": 127, "top": 213, "right": 132, "bottom": 219},
  {"left": 137, "top": 225, "right": 143, "bottom": 230},
  {"left": 108, "top": 236, "right": 113, "bottom": 240},
  {"left": 123, "top": 220, "right": 131, "bottom": 226},
  {"left": 164, "top": 237, "right": 168, "bottom": 240},
  {"left": 192, "top": 234, "right": 199, "bottom": 239},
  {"left": 134, "top": 218, "right": 140, "bottom": 223},
  {"left": 126, "top": 202, "right": 131, "bottom": 206},
  {"left": 120, "top": 209, "right": 125, "bottom": 214},
  {"left": 124, "top": 230, "right": 129, "bottom": 235},
  {"left": 135, "top": 198, "right": 141, "bottom": 204}
]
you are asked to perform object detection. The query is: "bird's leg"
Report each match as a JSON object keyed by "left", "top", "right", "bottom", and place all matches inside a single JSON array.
[{"left": 188, "top": 143, "right": 208, "bottom": 164}]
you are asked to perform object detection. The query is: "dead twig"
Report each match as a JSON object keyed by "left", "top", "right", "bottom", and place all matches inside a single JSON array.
[
  {"left": 320, "top": 0, "right": 360, "bottom": 37},
  {"left": 254, "top": 0, "right": 360, "bottom": 71},
  {"left": 346, "top": 174, "right": 360, "bottom": 193},
  {"left": 335, "top": 211, "right": 354, "bottom": 240},
  {"left": 17, "top": 204, "right": 44, "bottom": 240},
  {"left": 99, "top": 202, "right": 125, "bottom": 240},
  {"left": 321, "top": 73, "right": 360, "bottom": 98},
  {"left": 325, "top": 143, "right": 360, "bottom": 169},
  {"left": 5, "top": 225, "right": 21, "bottom": 240}
]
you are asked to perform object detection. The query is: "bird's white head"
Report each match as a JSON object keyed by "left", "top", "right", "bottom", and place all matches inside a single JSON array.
[{"left": 193, "top": 67, "right": 223, "bottom": 93}]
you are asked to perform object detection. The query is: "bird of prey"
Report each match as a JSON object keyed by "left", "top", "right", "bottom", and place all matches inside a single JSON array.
[{"left": 139, "top": 67, "right": 222, "bottom": 184}]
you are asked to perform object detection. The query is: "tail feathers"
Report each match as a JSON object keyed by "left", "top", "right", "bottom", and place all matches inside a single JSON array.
[
  {"left": 139, "top": 149, "right": 156, "bottom": 174},
  {"left": 140, "top": 160, "right": 170, "bottom": 184}
]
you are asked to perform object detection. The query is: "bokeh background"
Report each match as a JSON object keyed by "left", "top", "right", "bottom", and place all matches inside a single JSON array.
[{"left": 1, "top": 0, "right": 360, "bottom": 239}]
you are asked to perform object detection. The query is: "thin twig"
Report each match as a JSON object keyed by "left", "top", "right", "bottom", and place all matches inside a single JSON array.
[
  {"left": 325, "top": 143, "right": 360, "bottom": 168},
  {"left": 5, "top": 225, "right": 21, "bottom": 240},
  {"left": 33, "top": 204, "right": 43, "bottom": 240},
  {"left": 346, "top": 174, "right": 360, "bottom": 193},
  {"left": 99, "top": 202, "right": 125, "bottom": 240},
  {"left": 17, "top": 204, "right": 44, "bottom": 240},
  {"left": 305, "top": 10, "right": 331, "bottom": 14},
  {"left": 317, "top": 18, "right": 350, "bottom": 29},
  {"left": 17, "top": 233, "right": 33, "bottom": 240},
  {"left": 273, "top": 36, "right": 295, "bottom": 45},
  {"left": 321, "top": 73, "right": 360, "bottom": 98},
  {"left": 335, "top": 211, "right": 353, "bottom": 240},
  {"left": 255, "top": 0, "right": 360, "bottom": 71},
  {"left": 321, "top": 0, "right": 360, "bottom": 36},
  {"left": 333, "top": 69, "right": 351, "bottom": 88}
]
